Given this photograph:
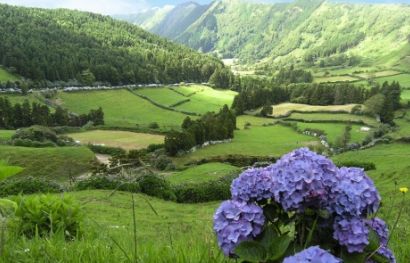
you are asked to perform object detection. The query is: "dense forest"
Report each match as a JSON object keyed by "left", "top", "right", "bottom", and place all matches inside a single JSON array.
[
  {"left": 0, "top": 4, "right": 226, "bottom": 86},
  {"left": 0, "top": 97, "right": 104, "bottom": 128}
]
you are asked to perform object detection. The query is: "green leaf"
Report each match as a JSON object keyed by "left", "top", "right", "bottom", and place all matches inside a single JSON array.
[
  {"left": 365, "top": 229, "right": 381, "bottom": 253},
  {"left": 369, "top": 253, "right": 390, "bottom": 263},
  {"left": 234, "top": 240, "right": 267, "bottom": 263},
  {"left": 341, "top": 250, "right": 367, "bottom": 263},
  {"left": 266, "top": 234, "right": 293, "bottom": 261}
]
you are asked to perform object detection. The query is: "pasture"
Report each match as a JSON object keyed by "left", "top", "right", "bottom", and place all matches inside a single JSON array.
[
  {"left": 176, "top": 125, "right": 317, "bottom": 165},
  {"left": 0, "top": 93, "right": 43, "bottom": 105},
  {"left": 0, "top": 145, "right": 95, "bottom": 181},
  {"left": 69, "top": 130, "right": 164, "bottom": 151},
  {"left": 270, "top": 103, "right": 359, "bottom": 117},
  {"left": 0, "top": 130, "right": 14, "bottom": 141},
  {"left": 314, "top": 75, "right": 359, "bottom": 83},
  {"left": 57, "top": 89, "right": 190, "bottom": 130},
  {"left": 295, "top": 122, "right": 369, "bottom": 145},
  {"left": 286, "top": 112, "right": 379, "bottom": 126},
  {"left": 166, "top": 162, "right": 240, "bottom": 184},
  {"left": 236, "top": 115, "right": 275, "bottom": 129},
  {"left": 0, "top": 160, "right": 23, "bottom": 180},
  {"left": 374, "top": 73, "right": 410, "bottom": 88},
  {"left": 0, "top": 67, "right": 18, "bottom": 82},
  {"left": 402, "top": 89, "right": 410, "bottom": 102},
  {"left": 133, "top": 87, "right": 186, "bottom": 107}
]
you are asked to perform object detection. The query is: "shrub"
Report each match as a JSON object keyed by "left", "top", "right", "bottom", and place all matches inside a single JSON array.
[
  {"left": 87, "top": 144, "right": 126, "bottom": 156},
  {"left": 146, "top": 144, "right": 165, "bottom": 153},
  {"left": 174, "top": 174, "right": 236, "bottom": 203},
  {"left": 10, "top": 194, "right": 82, "bottom": 239},
  {"left": 137, "top": 174, "right": 176, "bottom": 201},
  {"left": 153, "top": 155, "right": 174, "bottom": 171},
  {"left": 148, "top": 122, "right": 160, "bottom": 129},
  {"left": 0, "top": 177, "right": 63, "bottom": 197},
  {"left": 75, "top": 176, "right": 140, "bottom": 193},
  {"left": 12, "top": 138, "right": 56, "bottom": 148},
  {"left": 12, "top": 126, "right": 58, "bottom": 142}
]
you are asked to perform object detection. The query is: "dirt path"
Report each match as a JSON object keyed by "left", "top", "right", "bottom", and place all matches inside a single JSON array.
[{"left": 95, "top": 154, "right": 111, "bottom": 165}]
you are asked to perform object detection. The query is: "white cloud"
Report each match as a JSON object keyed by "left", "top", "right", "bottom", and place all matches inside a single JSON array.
[{"left": 0, "top": 0, "right": 150, "bottom": 14}]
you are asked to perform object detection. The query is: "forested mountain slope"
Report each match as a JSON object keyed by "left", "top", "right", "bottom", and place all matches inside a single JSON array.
[
  {"left": 0, "top": 4, "right": 222, "bottom": 85},
  {"left": 128, "top": 0, "right": 410, "bottom": 69}
]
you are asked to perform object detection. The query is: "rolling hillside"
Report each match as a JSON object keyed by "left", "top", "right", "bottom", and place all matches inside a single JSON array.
[
  {"left": 128, "top": 0, "right": 410, "bottom": 69},
  {"left": 0, "top": 4, "right": 222, "bottom": 85}
]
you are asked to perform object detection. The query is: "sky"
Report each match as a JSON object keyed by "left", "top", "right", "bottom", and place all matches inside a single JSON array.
[{"left": 0, "top": 0, "right": 409, "bottom": 15}]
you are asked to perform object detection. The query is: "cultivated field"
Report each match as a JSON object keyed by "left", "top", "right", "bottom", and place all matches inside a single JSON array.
[
  {"left": 69, "top": 130, "right": 164, "bottom": 150},
  {"left": 0, "top": 145, "right": 95, "bottom": 180},
  {"left": 270, "top": 103, "right": 360, "bottom": 117},
  {"left": 166, "top": 163, "right": 240, "bottom": 184}
]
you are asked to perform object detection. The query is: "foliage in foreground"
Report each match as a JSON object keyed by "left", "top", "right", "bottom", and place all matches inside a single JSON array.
[{"left": 214, "top": 148, "right": 397, "bottom": 262}]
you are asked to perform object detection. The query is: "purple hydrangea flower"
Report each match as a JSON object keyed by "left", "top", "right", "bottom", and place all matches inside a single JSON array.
[
  {"left": 366, "top": 247, "right": 396, "bottom": 263},
  {"left": 283, "top": 246, "right": 342, "bottom": 263},
  {"left": 366, "top": 218, "right": 389, "bottom": 246},
  {"left": 268, "top": 148, "right": 339, "bottom": 211},
  {"left": 330, "top": 167, "right": 380, "bottom": 217},
  {"left": 333, "top": 217, "right": 369, "bottom": 253},
  {"left": 231, "top": 167, "right": 276, "bottom": 202},
  {"left": 213, "top": 200, "right": 265, "bottom": 256}
]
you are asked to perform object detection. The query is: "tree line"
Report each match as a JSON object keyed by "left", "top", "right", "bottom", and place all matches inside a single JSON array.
[
  {"left": 0, "top": 97, "right": 104, "bottom": 129},
  {"left": 165, "top": 105, "right": 236, "bottom": 156},
  {"left": 231, "top": 76, "right": 402, "bottom": 124},
  {"left": 0, "top": 4, "right": 225, "bottom": 86}
]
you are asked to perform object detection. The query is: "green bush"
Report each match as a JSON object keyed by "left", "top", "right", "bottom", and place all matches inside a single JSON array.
[
  {"left": 137, "top": 175, "right": 176, "bottom": 201},
  {"left": 0, "top": 177, "right": 63, "bottom": 197},
  {"left": 146, "top": 144, "right": 165, "bottom": 153},
  {"left": 12, "top": 126, "right": 58, "bottom": 142},
  {"left": 75, "top": 176, "right": 140, "bottom": 193},
  {"left": 87, "top": 144, "right": 126, "bottom": 156},
  {"left": 12, "top": 138, "right": 56, "bottom": 148},
  {"left": 173, "top": 174, "right": 236, "bottom": 203},
  {"left": 10, "top": 194, "right": 82, "bottom": 238},
  {"left": 335, "top": 161, "right": 376, "bottom": 171}
]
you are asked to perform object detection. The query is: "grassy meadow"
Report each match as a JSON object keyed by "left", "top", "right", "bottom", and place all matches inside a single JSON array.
[
  {"left": 175, "top": 125, "right": 317, "bottom": 165},
  {"left": 166, "top": 163, "right": 240, "bottom": 184},
  {"left": 69, "top": 130, "right": 164, "bottom": 151},
  {"left": 57, "top": 89, "right": 190, "bottom": 130},
  {"left": 0, "top": 160, "right": 23, "bottom": 180},
  {"left": 286, "top": 112, "right": 379, "bottom": 126},
  {"left": 0, "top": 130, "right": 14, "bottom": 141},
  {"left": 0, "top": 145, "right": 95, "bottom": 181},
  {"left": 0, "top": 67, "right": 18, "bottom": 82},
  {"left": 270, "top": 103, "right": 359, "bottom": 117}
]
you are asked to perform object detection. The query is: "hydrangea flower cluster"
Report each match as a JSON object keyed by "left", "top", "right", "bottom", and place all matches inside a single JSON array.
[
  {"left": 231, "top": 167, "right": 276, "bottom": 202},
  {"left": 333, "top": 217, "right": 370, "bottom": 253},
  {"left": 213, "top": 200, "right": 265, "bottom": 256},
  {"left": 366, "top": 218, "right": 389, "bottom": 246},
  {"left": 213, "top": 148, "right": 395, "bottom": 262},
  {"left": 266, "top": 148, "right": 339, "bottom": 211},
  {"left": 283, "top": 246, "right": 342, "bottom": 263},
  {"left": 329, "top": 167, "right": 380, "bottom": 217}
]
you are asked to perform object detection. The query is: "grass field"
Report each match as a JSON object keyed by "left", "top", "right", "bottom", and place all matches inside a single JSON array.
[
  {"left": 134, "top": 87, "right": 187, "bottom": 107},
  {"left": 0, "top": 130, "right": 14, "bottom": 141},
  {"left": 354, "top": 70, "right": 401, "bottom": 79},
  {"left": 174, "top": 86, "right": 237, "bottom": 114},
  {"left": 0, "top": 67, "right": 18, "bottom": 82},
  {"left": 0, "top": 160, "right": 23, "bottom": 180},
  {"left": 314, "top": 75, "right": 360, "bottom": 83},
  {"left": 286, "top": 112, "right": 379, "bottom": 126},
  {"left": 0, "top": 93, "right": 43, "bottom": 105},
  {"left": 270, "top": 103, "right": 359, "bottom": 117},
  {"left": 58, "top": 89, "right": 190, "bottom": 130},
  {"left": 0, "top": 145, "right": 95, "bottom": 181},
  {"left": 69, "top": 130, "right": 164, "bottom": 151},
  {"left": 166, "top": 163, "right": 240, "bottom": 184},
  {"left": 133, "top": 85, "right": 236, "bottom": 115},
  {"left": 374, "top": 74, "right": 410, "bottom": 88},
  {"left": 333, "top": 143, "right": 410, "bottom": 262},
  {"left": 402, "top": 89, "right": 410, "bottom": 102},
  {"left": 295, "top": 122, "right": 369, "bottom": 145},
  {"left": 236, "top": 115, "right": 275, "bottom": 129},
  {"left": 176, "top": 125, "right": 317, "bottom": 165},
  {"left": 3, "top": 190, "right": 227, "bottom": 262}
]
